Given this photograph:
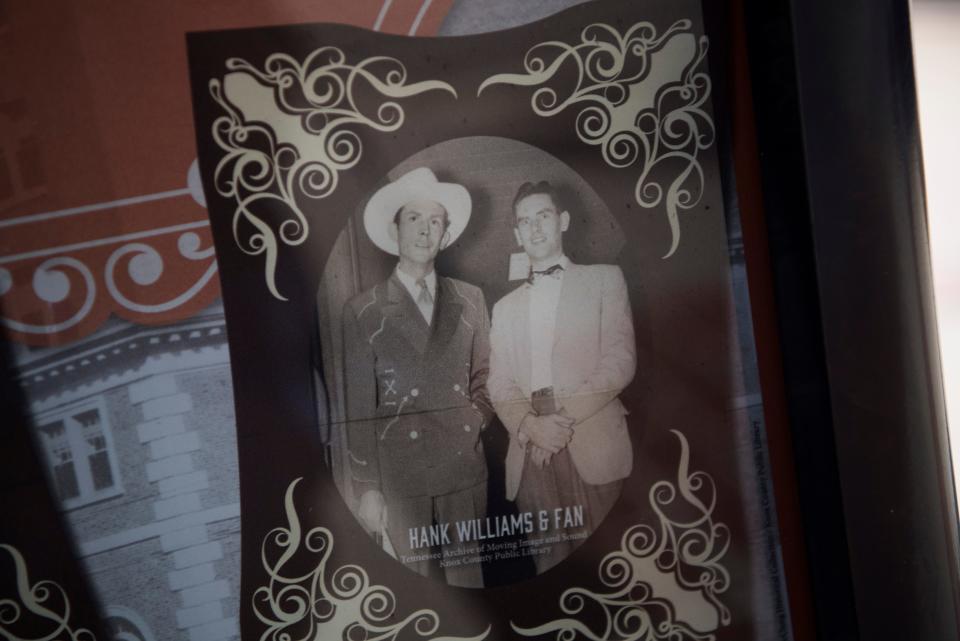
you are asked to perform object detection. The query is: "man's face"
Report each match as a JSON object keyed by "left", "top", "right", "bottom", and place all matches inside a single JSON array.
[
  {"left": 391, "top": 199, "right": 448, "bottom": 265},
  {"left": 514, "top": 192, "right": 569, "bottom": 263}
]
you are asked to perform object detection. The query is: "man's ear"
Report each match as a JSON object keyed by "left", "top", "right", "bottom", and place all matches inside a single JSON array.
[
  {"left": 560, "top": 210, "right": 571, "bottom": 232},
  {"left": 388, "top": 222, "right": 398, "bottom": 242},
  {"left": 513, "top": 228, "right": 523, "bottom": 247},
  {"left": 440, "top": 229, "right": 451, "bottom": 250}
]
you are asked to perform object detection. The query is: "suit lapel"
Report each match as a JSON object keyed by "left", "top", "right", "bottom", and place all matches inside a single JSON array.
[
  {"left": 553, "top": 262, "right": 583, "bottom": 359},
  {"left": 384, "top": 273, "right": 429, "bottom": 355}
]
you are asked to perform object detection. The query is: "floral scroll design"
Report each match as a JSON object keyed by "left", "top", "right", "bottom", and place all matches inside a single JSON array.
[
  {"left": 253, "top": 478, "right": 490, "bottom": 641},
  {"left": 209, "top": 49, "right": 457, "bottom": 300},
  {"left": 512, "top": 430, "right": 731, "bottom": 641},
  {"left": 0, "top": 229, "right": 216, "bottom": 336},
  {"left": 0, "top": 544, "right": 97, "bottom": 641},
  {"left": 479, "top": 20, "right": 714, "bottom": 258}
]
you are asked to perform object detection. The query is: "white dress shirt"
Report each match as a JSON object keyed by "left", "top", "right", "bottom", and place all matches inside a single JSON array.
[
  {"left": 528, "top": 255, "right": 569, "bottom": 391},
  {"left": 395, "top": 267, "right": 436, "bottom": 324}
]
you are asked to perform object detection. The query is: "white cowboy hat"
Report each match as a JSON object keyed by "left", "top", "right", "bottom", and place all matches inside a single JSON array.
[{"left": 363, "top": 167, "right": 471, "bottom": 256}]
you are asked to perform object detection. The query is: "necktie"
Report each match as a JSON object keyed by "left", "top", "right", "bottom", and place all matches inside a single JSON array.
[
  {"left": 527, "top": 263, "right": 564, "bottom": 285},
  {"left": 416, "top": 278, "right": 433, "bottom": 323}
]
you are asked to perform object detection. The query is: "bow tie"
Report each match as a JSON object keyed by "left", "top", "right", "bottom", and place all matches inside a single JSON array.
[{"left": 527, "top": 263, "right": 564, "bottom": 284}]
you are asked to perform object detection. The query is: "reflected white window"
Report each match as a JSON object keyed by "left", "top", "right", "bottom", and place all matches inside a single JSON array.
[{"left": 36, "top": 399, "right": 123, "bottom": 509}]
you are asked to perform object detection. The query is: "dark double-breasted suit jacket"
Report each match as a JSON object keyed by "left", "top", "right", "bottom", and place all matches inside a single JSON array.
[{"left": 342, "top": 271, "right": 494, "bottom": 501}]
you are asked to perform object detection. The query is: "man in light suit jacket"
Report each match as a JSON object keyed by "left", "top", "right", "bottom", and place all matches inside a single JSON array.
[
  {"left": 342, "top": 167, "right": 493, "bottom": 587},
  {"left": 488, "top": 181, "right": 636, "bottom": 573}
]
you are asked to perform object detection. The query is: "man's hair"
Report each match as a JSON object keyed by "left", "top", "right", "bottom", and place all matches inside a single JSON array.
[
  {"left": 393, "top": 203, "right": 450, "bottom": 230},
  {"left": 511, "top": 181, "right": 564, "bottom": 217}
]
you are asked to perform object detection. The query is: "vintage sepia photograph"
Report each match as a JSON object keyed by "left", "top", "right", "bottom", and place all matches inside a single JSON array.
[{"left": 315, "top": 137, "right": 637, "bottom": 586}]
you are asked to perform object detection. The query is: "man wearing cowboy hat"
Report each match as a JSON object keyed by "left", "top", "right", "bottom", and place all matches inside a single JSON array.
[
  {"left": 341, "top": 167, "right": 493, "bottom": 587},
  {"left": 488, "top": 180, "right": 636, "bottom": 574}
]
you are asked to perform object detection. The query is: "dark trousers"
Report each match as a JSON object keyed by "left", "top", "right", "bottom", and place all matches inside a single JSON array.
[
  {"left": 515, "top": 447, "right": 622, "bottom": 574},
  {"left": 384, "top": 481, "right": 487, "bottom": 587}
]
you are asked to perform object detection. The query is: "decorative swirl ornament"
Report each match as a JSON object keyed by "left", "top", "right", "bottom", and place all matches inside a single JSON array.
[
  {"left": 253, "top": 478, "right": 490, "bottom": 641},
  {"left": 0, "top": 544, "right": 97, "bottom": 641},
  {"left": 479, "top": 20, "right": 715, "bottom": 258},
  {"left": 208, "top": 49, "right": 457, "bottom": 300},
  {"left": 0, "top": 230, "right": 217, "bottom": 337},
  {"left": 0, "top": 258, "right": 97, "bottom": 335},
  {"left": 104, "top": 232, "right": 218, "bottom": 314},
  {"left": 511, "top": 430, "right": 730, "bottom": 641}
]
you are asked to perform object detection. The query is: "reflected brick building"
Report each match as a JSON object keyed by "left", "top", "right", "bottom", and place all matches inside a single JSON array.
[{"left": 14, "top": 304, "right": 240, "bottom": 641}]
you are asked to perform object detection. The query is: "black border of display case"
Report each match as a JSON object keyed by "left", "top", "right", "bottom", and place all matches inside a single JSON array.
[{"left": 745, "top": 0, "right": 960, "bottom": 638}]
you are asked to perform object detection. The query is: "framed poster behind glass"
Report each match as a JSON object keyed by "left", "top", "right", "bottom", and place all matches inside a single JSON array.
[{"left": 184, "top": 1, "right": 796, "bottom": 639}]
